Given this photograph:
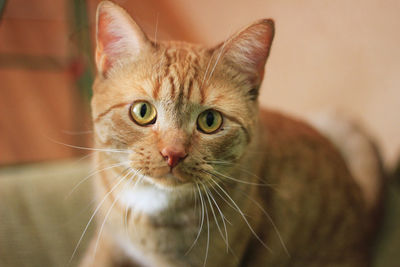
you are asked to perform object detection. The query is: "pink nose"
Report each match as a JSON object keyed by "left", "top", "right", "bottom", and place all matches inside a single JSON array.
[{"left": 160, "top": 146, "right": 187, "bottom": 168}]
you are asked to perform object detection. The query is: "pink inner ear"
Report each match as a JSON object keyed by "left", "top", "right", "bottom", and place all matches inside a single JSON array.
[
  {"left": 250, "top": 30, "right": 272, "bottom": 77},
  {"left": 96, "top": 12, "right": 123, "bottom": 74},
  {"left": 223, "top": 20, "right": 274, "bottom": 79}
]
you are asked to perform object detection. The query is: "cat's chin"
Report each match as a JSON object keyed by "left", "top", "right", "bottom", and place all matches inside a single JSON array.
[{"left": 144, "top": 170, "right": 191, "bottom": 189}]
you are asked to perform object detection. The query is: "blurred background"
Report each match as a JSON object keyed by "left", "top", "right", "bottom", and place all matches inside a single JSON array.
[
  {"left": 0, "top": 0, "right": 399, "bottom": 168},
  {"left": 0, "top": 0, "right": 399, "bottom": 266}
]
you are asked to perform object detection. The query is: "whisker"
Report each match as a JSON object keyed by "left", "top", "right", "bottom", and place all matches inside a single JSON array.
[
  {"left": 124, "top": 171, "right": 144, "bottom": 235},
  {"left": 200, "top": 54, "right": 214, "bottom": 90},
  {"left": 124, "top": 205, "right": 131, "bottom": 235},
  {"left": 203, "top": 178, "right": 242, "bottom": 215},
  {"left": 202, "top": 184, "right": 229, "bottom": 253},
  {"left": 65, "top": 161, "right": 132, "bottom": 199},
  {"left": 203, "top": 186, "right": 210, "bottom": 267},
  {"left": 47, "top": 137, "right": 131, "bottom": 154},
  {"left": 206, "top": 40, "right": 228, "bottom": 85},
  {"left": 154, "top": 12, "right": 159, "bottom": 45},
  {"left": 208, "top": 177, "right": 272, "bottom": 253},
  {"left": 192, "top": 155, "right": 263, "bottom": 181},
  {"left": 192, "top": 186, "right": 199, "bottom": 228},
  {"left": 193, "top": 155, "right": 278, "bottom": 190},
  {"left": 92, "top": 169, "right": 139, "bottom": 262},
  {"left": 238, "top": 191, "right": 290, "bottom": 257},
  {"left": 205, "top": 169, "right": 271, "bottom": 187},
  {"left": 61, "top": 130, "right": 93, "bottom": 135},
  {"left": 68, "top": 167, "right": 131, "bottom": 264},
  {"left": 186, "top": 183, "right": 205, "bottom": 255},
  {"left": 204, "top": 185, "right": 239, "bottom": 262},
  {"left": 204, "top": 186, "right": 230, "bottom": 235},
  {"left": 200, "top": 158, "right": 272, "bottom": 184},
  {"left": 70, "top": 152, "right": 94, "bottom": 164},
  {"left": 156, "top": 48, "right": 166, "bottom": 85}
]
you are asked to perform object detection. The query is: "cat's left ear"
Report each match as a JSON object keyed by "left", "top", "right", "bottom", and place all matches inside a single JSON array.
[
  {"left": 214, "top": 19, "right": 274, "bottom": 92},
  {"left": 95, "top": 1, "right": 151, "bottom": 76}
]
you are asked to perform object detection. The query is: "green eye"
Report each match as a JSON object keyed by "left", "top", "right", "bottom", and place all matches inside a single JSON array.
[
  {"left": 197, "top": 109, "right": 223, "bottom": 134},
  {"left": 130, "top": 101, "right": 157, "bottom": 126}
]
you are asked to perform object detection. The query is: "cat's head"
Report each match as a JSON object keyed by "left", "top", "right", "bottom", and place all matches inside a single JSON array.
[{"left": 91, "top": 1, "right": 274, "bottom": 189}]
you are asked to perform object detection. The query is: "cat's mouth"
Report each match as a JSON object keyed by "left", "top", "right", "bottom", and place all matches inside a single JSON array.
[{"left": 144, "top": 166, "right": 190, "bottom": 187}]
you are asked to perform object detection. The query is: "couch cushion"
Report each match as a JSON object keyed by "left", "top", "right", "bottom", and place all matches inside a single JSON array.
[{"left": 0, "top": 159, "right": 94, "bottom": 267}]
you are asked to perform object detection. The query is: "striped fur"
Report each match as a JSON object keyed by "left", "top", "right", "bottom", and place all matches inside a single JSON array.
[{"left": 81, "top": 1, "right": 383, "bottom": 267}]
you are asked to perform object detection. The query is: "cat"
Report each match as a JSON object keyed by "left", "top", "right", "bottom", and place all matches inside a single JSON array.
[{"left": 79, "top": 1, "right": 384, "bottom": 266}]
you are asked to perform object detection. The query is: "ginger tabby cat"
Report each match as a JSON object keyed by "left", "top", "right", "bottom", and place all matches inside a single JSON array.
[{"left": 80, "top": 1, "right": 383, "bottom": 266}]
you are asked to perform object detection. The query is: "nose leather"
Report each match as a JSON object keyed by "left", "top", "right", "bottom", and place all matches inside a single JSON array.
[{"left": 160, "top": 146, "right": 187, "bottom": 168}]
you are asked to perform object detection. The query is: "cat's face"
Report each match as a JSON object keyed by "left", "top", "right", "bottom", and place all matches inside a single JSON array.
[{"left": 91, "top": 1, "right": 274, "bottom": 189}]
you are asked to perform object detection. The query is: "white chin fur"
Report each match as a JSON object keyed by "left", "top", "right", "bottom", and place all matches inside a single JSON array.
[{"left": 120, "top": 178, "right": 170, "bottom": 215}]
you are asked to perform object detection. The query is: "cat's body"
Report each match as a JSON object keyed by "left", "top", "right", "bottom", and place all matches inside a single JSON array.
[{"left": 80, "top": 2, "right": 383, "bottom": 266}]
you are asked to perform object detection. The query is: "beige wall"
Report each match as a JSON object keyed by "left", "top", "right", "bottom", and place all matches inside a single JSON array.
[{"left": 170, "top": 0, "right": 400, "bottom": 167}]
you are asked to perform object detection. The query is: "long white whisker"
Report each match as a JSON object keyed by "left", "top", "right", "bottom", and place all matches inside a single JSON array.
[
  {"left": 209, "top": 177, "right": 272, "bottom": 253},
  {"left": 200, "top": 54, "right": 214, "bottom": 90},
  {"left": 210, "top": 161, "right": 266, "bottom": 180},
  {"left": 203, "top": 186, "right": 210, "bottom": 267},
  {"left": 47, "top": 137, "right": 131, "bottom": 154},
  {"left": 71, "top": 152, "right": 94, "bottom": 164},
  {"left": 127, "top": 171, "right": 144, "bottom": 236},
  {"left": 65, "top": 161, "right": 131, "bottom": 199},
  {"left": 61, "top": 130, "right": 93, "bottom": 135},
  {"left": 186, "top": 183, "right": 205, "bottom": 255},
  {"left": 124, "top": 171, "right": 143, "bottom": 235},
  {"left": 68, "top": 167, "right": 131, "bottom": 264},
  {"left": 194, "top": 187, "right": 198, "bottom": 222},
  {"left": 204, "top": 179, "right": 242, "bottom": 215},
  {"left": 206, "top": 40, "right": 228, "bottom": 84},
  {"left": 92, "top": 169, "right": 139, "bottom": 262},
  {"left": 239, "top": 192, "right": 290, "bottom": 257},
  {"left": 205, "top": 169, "right": 270, "bottom": 187},
  {"left": 192, "top": 186, "right": 200, "bottom": 229},
  {"left": 192, "top": 154, "right": 263, "bottom": 180},
  {"left": 124, "top": 205, "right": 130, "bottom": 235},
  {"left": 204, "top": 186, "right": 229, "bottom": 252},
  {"left": 197, "top": 157, "right": 275, "bottom": 188},
  {"left": 157, "top": 48, "right": 166, "bottom": 85},
  {"left": 202, "top": 184, "right": 229, "bottom": 253}
]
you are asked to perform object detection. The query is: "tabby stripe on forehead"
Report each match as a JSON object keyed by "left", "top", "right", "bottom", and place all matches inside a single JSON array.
[
  {"left": 94, "top": 102, "right": 129, "bottom": 122},
  {"left": 164, "top": 63, "right": 170, "bottom": 77},
  {"left": 169, "top": 76, "right": 176, "bottom": 98},
  {"left": 164, "top": 51, "right": 172, "bottom": 77},
  {"left": 152, "top": 79, "right": 161, "bottom": 99},
  {"left": 186, "top": 79, "right": 193, "bottom": 100},
  {"left": 200, "top": 85, "right": 206, "bottom": 104},
  {"left": 177, "top": 84, "right": 184, "bottom": 107}
]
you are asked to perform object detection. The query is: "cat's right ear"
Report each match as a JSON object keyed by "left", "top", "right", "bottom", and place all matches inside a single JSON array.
[
  {"left": 211, "top": 19, "right": 274, "bottom": 98},
  {"left": 95, "top": 1, "right": 151, "bottom": 76}
]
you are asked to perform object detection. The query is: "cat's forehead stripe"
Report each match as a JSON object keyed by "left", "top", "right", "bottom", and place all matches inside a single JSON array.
[
  {"left": 153, "top": 46, "right": 205, "bottom": 104},
  {"left": 152, "top": 79, "right": 161, "bottom": 99},
  {"left": 94, "top": 102, "right": 129, "bottom": 123}
]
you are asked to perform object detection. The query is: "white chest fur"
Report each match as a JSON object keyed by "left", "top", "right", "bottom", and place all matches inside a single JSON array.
[
  {"left": 120, "top": 180, "right": 171, "bottom": 215},
  {"left": 114, "top": 177, "right": 197, "bottom": 267}
]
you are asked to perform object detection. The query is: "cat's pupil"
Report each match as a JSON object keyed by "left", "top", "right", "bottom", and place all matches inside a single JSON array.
[
  {"left": 140, "top": 104, "right": 147, "bottom": 117},
  {"left": 206, "top": 112, "right": 214, "bottom": 127}
]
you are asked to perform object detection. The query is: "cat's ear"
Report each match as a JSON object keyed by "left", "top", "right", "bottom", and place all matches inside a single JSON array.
[
  {"left": 95, "top": 1, "right": 151, "bottom": 76},
  {"left": 215, "top": 19, "right": 274, "bottom": 85}
]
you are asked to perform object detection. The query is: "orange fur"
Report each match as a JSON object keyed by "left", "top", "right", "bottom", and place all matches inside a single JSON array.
[{"left": 81, "top": 1, "right": 383, "bottom": 266}]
